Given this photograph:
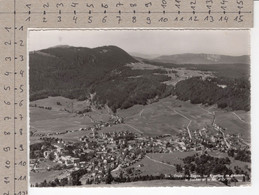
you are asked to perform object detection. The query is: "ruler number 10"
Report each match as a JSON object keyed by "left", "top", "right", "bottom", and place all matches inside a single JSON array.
[{"left": 5, "top": 160, "right": 11, "bottom": 169}]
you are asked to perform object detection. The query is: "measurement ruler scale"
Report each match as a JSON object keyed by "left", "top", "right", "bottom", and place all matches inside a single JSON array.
[{"left": 0, "top": 0, "right": 253, "bottom": 195}]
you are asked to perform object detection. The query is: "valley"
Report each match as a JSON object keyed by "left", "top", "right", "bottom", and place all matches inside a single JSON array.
[{"left": 29, "top": 45, "right": 251, "bottom": 187}]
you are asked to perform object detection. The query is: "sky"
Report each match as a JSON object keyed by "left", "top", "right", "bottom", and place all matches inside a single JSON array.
[{"left": 28, "top": 29, "right": 250, "bottom": 56}]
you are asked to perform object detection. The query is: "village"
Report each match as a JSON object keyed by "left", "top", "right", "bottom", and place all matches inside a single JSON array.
[{"left": 30, "top": 112, "right": 250, "bottom": 187}]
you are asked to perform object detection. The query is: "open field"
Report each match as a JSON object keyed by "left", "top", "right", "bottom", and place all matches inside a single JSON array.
[
  {"left": 30, "top": 95, "right": 250, "bottom": 144},
  {"left": 99, "top": 124, "right": 143, "bottom": 134},
  {"left": 30, "top": 96, "right": 111, "bottom": 131},
  {"left": 125, "top": 156, "right": 177, "bottom": 176},
  {"left": 30, "top": 96, "right": 113, "bottom": 143},
  {"left": 118, "top": 97, "right": 219, "bottom": 137},
  {"left": 50, "top": 130, "right": 92, "bottom": 142},
  {"left": 215, "top": 111, "right": 250, "bottom": 142},
  {"left": 30, "top": 107, "right": 91, "bottom": 133},
  {"left": 146, "top": 151, "right": 197, "bottom": 165},
  {"left": 117, "top": 152, "right": 196, "bottom": 177},
  {"left": 30, "top": 137, "right": 45, "bottom": 145},
  {"left": 30, "top": 96, "right": 90, "bottom": 112},
  {"left": 234, "top": 111, "right": 250, "bottom": 123},
  {"left": 119, "top": 97, "right": 204, "bottom": 136},
  {"left": 126, "top": 62, "right": 213, "bottom": 86}
]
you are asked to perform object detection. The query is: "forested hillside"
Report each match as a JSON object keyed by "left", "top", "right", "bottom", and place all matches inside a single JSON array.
[
  {"left": 30, "top": 46, "right": 173, "bottom": 112},
  {"left": 30, "top": 45, "right": 138, "bottom": 100},
  {"left": 91, "top": 68, "right": 173, "bottom": 112},
  {"left": 174, "top": 77, "right": 250, "bottom": 111}
]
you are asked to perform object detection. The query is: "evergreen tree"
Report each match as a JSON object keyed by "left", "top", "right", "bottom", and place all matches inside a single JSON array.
[{"left": 105, "top": 169, "right": 114, "bottom": 184}]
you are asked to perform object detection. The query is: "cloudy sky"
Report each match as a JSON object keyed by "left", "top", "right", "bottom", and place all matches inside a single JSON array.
[{"left": 28, "top": 29, "right": 250, "bottom": 56}]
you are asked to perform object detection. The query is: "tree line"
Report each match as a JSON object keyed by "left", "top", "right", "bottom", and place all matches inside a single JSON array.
[{"left": 174, "top": 77, "right": 250, "bottom": 111}]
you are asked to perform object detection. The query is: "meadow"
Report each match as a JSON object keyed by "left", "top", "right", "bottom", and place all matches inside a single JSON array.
[
  {"left": 214, "top": 111, "right": 250, "bottom": 142},
  {"left": 30, "top": 95, "right": 250, "bottom": 144}
]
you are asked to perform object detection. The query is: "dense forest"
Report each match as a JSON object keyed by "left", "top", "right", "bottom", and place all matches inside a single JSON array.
[
  {"left": 174, "top": 77, "right": 250, "bottom": 111},
  {"left": 178, "top": 153, "right": 233, "bottom": 176},
  {"left": 30, "top": 46, "right": 173, "bottom": 112},
  {"left": 91, "top": 69, "right": 174, "bottom": 112},
  {"left": 175, "top": 153, "right": 244, "bottom": 177},
  {"left": 29, "top": 45, "right": 138, "bottom": 101}
]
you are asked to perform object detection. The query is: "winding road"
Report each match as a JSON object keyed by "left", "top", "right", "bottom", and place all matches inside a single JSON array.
[
  {"left": 174, "top": 109, "right": 192, "bottom": 140},
  {"left": 218, "top": 128, "right": 231, "bottom": 149},
  {"left": 232, "top": 112, "right": 248, "bottom": 124},
  {"left": 139, "top": 109, "right": 145, "bottom": 117},
  {"left": 199, "top": 104, "right": 214, "bottom": 115},
  {"left": 146, "top": 155, "right": 175, "bottom": 168},
  {"left": 160, "top": 102, "right": 192, "bottom": 140},
  {"left": 124, "top": 124, "right": 144, "bottom": 134},
  {"left": 199, "top": 104, "right": 216, "bottom": 125}
]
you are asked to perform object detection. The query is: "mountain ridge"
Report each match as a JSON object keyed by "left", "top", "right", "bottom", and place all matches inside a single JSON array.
[
  {"left": 153, "top": 53, "right": 250, "bottom": 65},
  {"left": 29, "top": 45, "right": 138, "bottom": 99}
]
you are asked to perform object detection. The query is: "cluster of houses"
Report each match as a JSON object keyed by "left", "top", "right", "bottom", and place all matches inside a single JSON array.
[
  {"left": 30, "top": 117, "right": 250, "bottom": 186},
  {"left": 173, "top": 123, "right": 247, "bottom": 154},
  {"left": 30, "top": 122, "right": 246, "bottom": 173}
]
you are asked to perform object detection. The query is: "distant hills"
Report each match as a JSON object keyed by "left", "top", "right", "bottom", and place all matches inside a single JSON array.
[
  {"left": 153, "top": 53, "right": 250, "bottom": 65},
  {"left": 130, "top": 52, "right": 160, "bottom": 60}
]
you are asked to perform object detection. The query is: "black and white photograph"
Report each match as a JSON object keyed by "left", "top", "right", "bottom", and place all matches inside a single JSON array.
[{"left": 29, "top": 30, "right": 251, "bottom": 187}]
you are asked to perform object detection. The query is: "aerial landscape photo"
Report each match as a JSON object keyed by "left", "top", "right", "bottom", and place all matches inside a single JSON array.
[{"left": 29, "top": 30, "right": 251, "bottom": 187}]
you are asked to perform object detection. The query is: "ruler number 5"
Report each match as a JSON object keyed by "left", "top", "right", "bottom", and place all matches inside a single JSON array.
[
  {"left": 4, "top": 101, "right": 11, "bottom": 105},
  {"left": 3, "top": 147, "right": 11, "bottom": 152}
]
